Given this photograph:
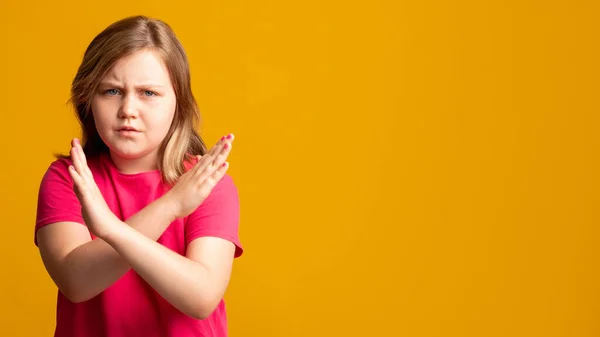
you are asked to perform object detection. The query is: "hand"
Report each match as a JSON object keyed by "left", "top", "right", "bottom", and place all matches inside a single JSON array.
[
  {"left": 68, "top": 138, "right": 120, "bottom": 239},
  {"left": 165, "top": 133, "right": 234, "bottom": 218}
]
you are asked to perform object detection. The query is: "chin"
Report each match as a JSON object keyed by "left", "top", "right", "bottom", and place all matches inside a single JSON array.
[
  {"left": 113, "top": 151, "right": 147, "bottom": 160},
  {"left": 108, "top": 143, "right": 154, "bottom": 160}
]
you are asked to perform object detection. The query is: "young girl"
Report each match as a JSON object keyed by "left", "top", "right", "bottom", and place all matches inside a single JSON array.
[{"left": 34, "top": 15, "right": 243, "bottom": 337}]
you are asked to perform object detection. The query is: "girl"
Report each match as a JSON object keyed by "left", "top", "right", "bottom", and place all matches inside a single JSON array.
[{"left": 34, "top": 15, "right": 243, "bottom": 337}]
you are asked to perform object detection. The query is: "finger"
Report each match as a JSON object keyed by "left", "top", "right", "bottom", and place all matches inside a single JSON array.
[
  {"left": 198, "top": 143, "right": 232, "bottom": 182},
  {"left": 70, "top": 143, "right": 85, "bottom": 176},
  {"left": 68, "top": 165, "right": 86, "bottom": 200},
  {"left": 205, "top": 137, "right": 224, "bottom": 157},
  {"left": 210, "top": 141, "right": 233, "bottom": 170},
  {"left": 213, "top": 161, "right": 229, "bottom": 181},
  {"left": 188, "top": 134, "right": 225, "bottom": 174},
  {"left": 204, "top": 162, "right": 230, "bottom": 189},
  {"left": 192, "top": 153, "right": 216, "bottom": 178},
  {"left": 74, "top": 139, "right": 93, "bottom": 177},
  {"left": 68, "top": 165, "right": 83, "bottom": 185},
  {"left": 185, "top": 154, "right": 204, "bottom": 176},
  {"left": 189, "top": 134, "right": 234, "bottom": 177},
  {"left": 207, "top": 133, "right": 234, "bottom": 157}
]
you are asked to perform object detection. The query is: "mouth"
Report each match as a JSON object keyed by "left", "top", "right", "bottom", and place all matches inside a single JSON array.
[{"left": 117, "top": 126, "right": 140, "bottom": 132}]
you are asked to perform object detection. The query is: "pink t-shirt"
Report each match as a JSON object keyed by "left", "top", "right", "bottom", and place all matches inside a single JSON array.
[{"left": 35, "top": 152, "right": 243, "bottom": 337}]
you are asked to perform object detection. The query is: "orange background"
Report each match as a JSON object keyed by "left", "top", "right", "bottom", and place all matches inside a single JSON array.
[{"left": 0, "top": 1, "right": 598, "bottom": 336}]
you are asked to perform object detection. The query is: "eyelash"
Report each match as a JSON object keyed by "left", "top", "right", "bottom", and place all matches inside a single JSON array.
[{"left": 104, "top": 89, "right": 157, "bottom": 97}]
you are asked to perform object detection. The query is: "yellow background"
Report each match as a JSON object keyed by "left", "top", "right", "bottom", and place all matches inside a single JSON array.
[{"left": 1, "top": 1, "right": 598, "bottom": 336}]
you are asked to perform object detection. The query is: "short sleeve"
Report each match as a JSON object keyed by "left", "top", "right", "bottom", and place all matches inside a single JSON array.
[
  {"left": 34, "top": 158, "right": 85, "bottom": 246},
  {"left": 185, "top": 174, "right": 243, "bottom": 258}
]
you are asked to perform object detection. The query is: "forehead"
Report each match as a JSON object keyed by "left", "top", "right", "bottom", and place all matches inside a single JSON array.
[{"left": 102, "top": 49, "right": 171, "bottom": 85}]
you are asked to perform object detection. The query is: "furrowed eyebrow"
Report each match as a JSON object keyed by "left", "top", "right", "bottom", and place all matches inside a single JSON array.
[{"left": 98, "top": 81, "right": 166, "bottom": 88}]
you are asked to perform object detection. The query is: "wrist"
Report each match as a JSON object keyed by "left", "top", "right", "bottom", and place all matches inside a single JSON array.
[
  {"left": 159, "top": 192, "right": 181, "bottom": 221},
  {"left": 100, "top": 216, "right": 126, "bottom": 244}
]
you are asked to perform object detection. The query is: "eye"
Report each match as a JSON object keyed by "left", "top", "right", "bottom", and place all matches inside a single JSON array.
[
  {"left": 143, "top": 90, "right": 157, "bottom": 97},
  {"left": 105, "top": 89, "right": 120, "bottom": 95}
]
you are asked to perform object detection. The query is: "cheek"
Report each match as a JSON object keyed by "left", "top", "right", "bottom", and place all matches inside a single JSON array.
[
  {"left": 147, "top": 100, "right": 176, "bottom": 136},
  {"left": 90, "top": 99, "right": 111, "bottom": 128},
  {"left": 159, "top": 97, "right": 176, "bottom": 124},
  {"left": 160, "top": 109, "right": 176, "bottom": 136}
]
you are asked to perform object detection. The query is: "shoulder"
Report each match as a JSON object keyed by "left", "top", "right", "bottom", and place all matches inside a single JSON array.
[
  {"left": 189, "top": 173, "right": 240, "bottom": 216},
  {"left": 40, "top": 154, "right": 103, "bottom": 187},
  {"left": 37, "top": 157, "right": 78, "bottom": 200},
  {"left": 214, "top": 174, "right": 237, "bottom": 194},
  {"left": 41, "top": 157, "right": 73, "bottom": 183},
  {"left": 200, "top": 174, "right": 239, "bottom": 210},
  {"left": 185, "top": 173, "right": 242, "bottom": 256}
]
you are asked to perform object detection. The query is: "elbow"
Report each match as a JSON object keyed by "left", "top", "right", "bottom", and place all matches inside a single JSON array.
[
  {"left": 67, "top": 296, "right": 89, "bottom": 304},
  {"left": 190, "top": 312, "right": 210, "bottom": 321},
  {"left": 189, "top": 299, "right": 222, "bottom": 320},
  {"left": 61, "top": 290, "right": 88, "bottom": 304},
  {"left": 59, "top": 283, "right": 95, "bottom": 304},
  {"left": 61, "top": 289, "right": 86, "bottom": 304}
]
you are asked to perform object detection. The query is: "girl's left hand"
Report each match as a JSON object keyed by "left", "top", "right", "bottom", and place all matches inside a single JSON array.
[{"left": 68, "top": 138, "right": 120, "bottom": 239}]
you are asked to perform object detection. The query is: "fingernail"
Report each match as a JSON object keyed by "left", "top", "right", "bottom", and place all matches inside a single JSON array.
[
  {"left": 223, "top": 143, "right": 229, "bottom": 149},
  {"left": 222, "top": 162, "right": 228, "bottom": 167},
  {"left": 226, "top": 134, "right": 233, "bottom": 139},
  {"left": 221, "top": 136, "right": 225, "bottom": 141}
]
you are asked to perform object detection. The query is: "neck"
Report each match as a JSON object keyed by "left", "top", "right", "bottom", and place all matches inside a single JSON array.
[{"left": 108, "top": 151, "right": 159, "bottom": 174}]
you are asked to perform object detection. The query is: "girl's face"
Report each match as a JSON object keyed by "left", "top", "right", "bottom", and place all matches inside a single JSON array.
[{"left": 91, "top": 49, "right": 177, "bottom": 173}]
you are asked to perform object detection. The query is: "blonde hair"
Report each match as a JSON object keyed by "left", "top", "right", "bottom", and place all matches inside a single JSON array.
[{"left": 63, "top": 15, "right": 206, "bottom": 184}]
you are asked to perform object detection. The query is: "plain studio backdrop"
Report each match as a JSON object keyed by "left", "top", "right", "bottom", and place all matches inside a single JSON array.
[{"left": 0, "top": 1, "right": 598, "bottom": 336}]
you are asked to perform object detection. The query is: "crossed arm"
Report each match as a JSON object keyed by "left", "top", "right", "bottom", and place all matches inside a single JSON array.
[{"left": 37, "top": 135, "right": 238, "bottom": 320}]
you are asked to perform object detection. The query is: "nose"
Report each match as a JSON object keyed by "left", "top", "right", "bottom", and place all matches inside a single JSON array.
[{"left": 118, "top": 93, "right": 139, "bottom": 119}]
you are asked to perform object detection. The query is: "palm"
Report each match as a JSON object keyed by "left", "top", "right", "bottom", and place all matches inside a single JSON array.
[
  {"left": 167, "top": 134, "right": 234, "bottom": 218},
  {"left": 68, "top": 139, "right": 118, "bottom": 238}
]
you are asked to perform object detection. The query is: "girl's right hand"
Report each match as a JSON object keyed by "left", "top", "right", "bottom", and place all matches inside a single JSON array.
[{"left": 165, "top": 134, "right": 234, "bottom": 219}]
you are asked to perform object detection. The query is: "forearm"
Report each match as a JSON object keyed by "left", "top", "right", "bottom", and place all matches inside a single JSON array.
[
  {"left": 104, "top": 222, "right": 219, "bottom": 320},
  {"left": 62, "top": 196, "right": 178, "bottom": 302}
]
